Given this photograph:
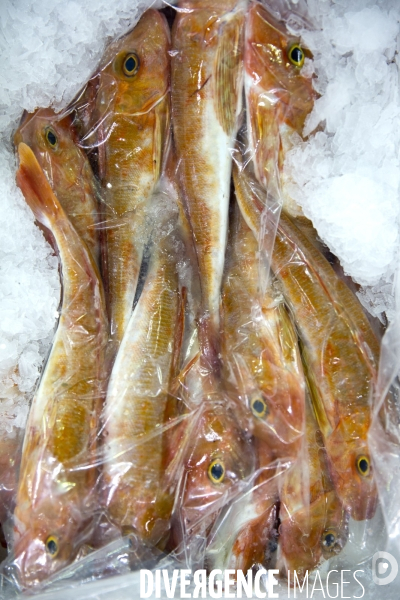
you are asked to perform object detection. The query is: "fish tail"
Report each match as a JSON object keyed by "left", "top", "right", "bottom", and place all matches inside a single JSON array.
[{"left": 16, "top": 142, "right": 64, "bottom": 227}]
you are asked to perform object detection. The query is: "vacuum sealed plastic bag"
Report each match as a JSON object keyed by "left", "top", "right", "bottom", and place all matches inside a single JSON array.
[{"left": 1, "top": 0, "right": 400, "bottom": 598}]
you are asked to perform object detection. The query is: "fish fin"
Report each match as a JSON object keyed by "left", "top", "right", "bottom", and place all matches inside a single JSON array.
[
  {"left": 169, "top": 349, "right": 200, "bottom": 400},
  {"left": 279, "top": 211, "right": 380, "bottom": 368},
  {"left": 299, "top": 337, "right": 332, "bottom": 439},
  {"left": 153, "top": 95, "right": 171, "bottom": 182},
  {"left": 153, "top": 105, "right": 162, "bottom": 183},
  {"left": 233, "top": 160, "right": 263, "bottom": 235},
  {"left": 181, "top": 350, "right": 200, "bottom": 382},
  {"left": 213, "top": 13, "right": 244, "bottom": 136},
  {"left": 16, "top": 142, "right": 64, "bottom": 226},
  {"left": 249, "top": 90, "right": 281, "bottom": 191},
  {"left": 275, "top": 303, "right": 302, "bottom": 368},
  {"left": 97, "top": 118, "right": 107, "bottom": 183}
]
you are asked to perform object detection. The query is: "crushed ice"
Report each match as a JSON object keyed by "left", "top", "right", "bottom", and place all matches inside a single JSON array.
[{"left": 283, "top": 0, "right": 400, "bottom": 322}]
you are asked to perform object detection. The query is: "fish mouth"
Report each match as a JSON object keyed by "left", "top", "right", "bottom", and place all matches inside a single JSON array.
[
  {"left": 12, "top": 537, "right": 52, "bottom": 589},
  {"left": 17, "top": 109, "right": 31, "bottom": 129},
  {"left": 349, "top": 487, "right": 378, "bottom": 521},
  {"left": 13, "top": 112, "right": 30, "bottom": 147}
]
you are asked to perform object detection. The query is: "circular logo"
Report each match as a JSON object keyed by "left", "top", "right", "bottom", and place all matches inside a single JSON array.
[{"left": 372, "top": 551, "right": 398, "bottom": 586}]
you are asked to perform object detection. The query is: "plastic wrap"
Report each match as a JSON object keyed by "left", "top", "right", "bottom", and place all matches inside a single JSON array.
[{"left": 1, "top": 1, "right": 400, "bottom": 598}]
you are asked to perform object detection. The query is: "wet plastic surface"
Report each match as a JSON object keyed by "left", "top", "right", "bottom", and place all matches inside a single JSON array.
[{"left": 0, "top": 1, "right": 398, "bottom": 598}]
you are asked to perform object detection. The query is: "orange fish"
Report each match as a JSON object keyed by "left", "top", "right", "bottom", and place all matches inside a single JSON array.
[
  {"left": 13, "top": 143, "right": 108, "bottom": 586},
  {"left": 102, "top": 236, "right": 184, "bottom": 547},
  {"left": 206, "top": 205, "right": 305, "bottom": 573},
  {"left": 273, "top": 213, "right": 379, "bottom": 521},
  {"left": 233, "top": 162, "right": 379, "bottom": 521},
  {"left": 279, "top": 386, "right": 349, "bottom": 578},
  {"left": 93, "top": 10, "right": 170, "bottom": 344},
  {"left": 14, "top": 108, "right": 100, "bottom": 266},
  {"left": 171, "top": 0, "right": 246, "bottom": 367},
  {"left": 221, "top": 205, "right": 305, "bottom": 455},
  {"left": 206, "top": 438, "right": 280, "bottom": 574},
  {"left": 244, "top": 1, "right": 316, "bottom": 216},
  {"left": 171, "top": 399, "right": 255, "bottom": 567}
]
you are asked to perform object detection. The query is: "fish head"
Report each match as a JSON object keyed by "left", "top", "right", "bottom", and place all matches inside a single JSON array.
[
  {"left": 279, "top": 490, "right": 349, "bottom": 577},
  {"left": 320, "top": 491, "right": 350, "bottom": 562},
  {"left": 224, "top": 310, "right": 305, "bottom": 456},
  {"left": 95, "top": 10, "right": 170, "bottom": 119},
  {"left": 177, "top": 401, "right": 255, "bottom": 542},
  {"left": 13, "top": 108, "right": 87, "bottom": 191},
  {"left": 246, "top": 337, "right": 305, "bottom": 456},
  {"left": 246, "top": 1, "right": 315, "bottom": 133},
  {"left": 12, "top": 448, "right": 94, "bottom": 587},
  {"left": 324, "top": 414, "right": 378, "bottom": 521},
  {"left": 245, "top": 2, "right": 315, "bottom": 188}
]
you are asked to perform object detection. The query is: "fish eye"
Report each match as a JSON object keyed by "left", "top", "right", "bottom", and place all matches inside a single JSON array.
[
  {"left": 123, "top": 53, "right": 140, "bottom": 77},
  {"left": 250, "top": 395, "right": 269, "bottom": 419},
  {"left": 44, "top": 127, "right": 58, "bottom": 148},
  {"left": 208, "top": 459, "right": 225, "bottom": 484},
  {"left": 356, "top": 455, "right": 370, "bottom": 477},
  {"left": 45, "top": 535, "right": 59, "bottom": 558},
  {"left": 322, "top": 530, "right": 336, "bottom": 549},
  {"left": 288, "top": 44, "right": 305, "bottom": 68}
]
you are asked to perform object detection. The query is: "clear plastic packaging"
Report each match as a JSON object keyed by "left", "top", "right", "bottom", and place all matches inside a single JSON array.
[{"left": 1, "top": 1, "right": 399, "bottom": 598}]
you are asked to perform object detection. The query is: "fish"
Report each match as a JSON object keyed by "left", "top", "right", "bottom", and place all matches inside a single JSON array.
[
  {"left": 171, "top": 0, "right": 246, "bottom": 367},
  {"left": 244, "top": 0, "right": 316, "bottom": 216},
  {"left": 221, "top": 205, "right": 305, "bottom": 455},
  {"left": 272, "top": 213, "right": 379, "bottom": 521},
  {"left": 102, "top": 237, "right": 184, "bottom": 547},
  {"left": 205, "top": 206, "right": 305, "bottom": 573},
  {"left": 278, "top": 386, "right": 349, "bottom": 578},
  {"left": 13, "top": 143, "right": 108, "bottom": 586},
  {"left": 170, "top": 398, "right": 255, "bottom": 568},
  {"left": 93, "top": 9, "right": 171, "bottom": 344},
  {"left": 233, "top": 161, "right": 380, "bottom": 520},
  {"left": 206, "top": 438, "right": 280, "bottom": 574},
  {"left": 14, "top": 109, "right": 100, "bottom": 266}
]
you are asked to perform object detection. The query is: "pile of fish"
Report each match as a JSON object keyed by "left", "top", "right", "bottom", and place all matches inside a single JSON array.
[{"left": 0, "top": 0, "right": 384, "bottom": 590}]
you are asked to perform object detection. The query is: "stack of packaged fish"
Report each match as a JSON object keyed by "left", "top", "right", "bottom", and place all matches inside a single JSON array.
[{"left": 0, "top": 0, "right": 385, "bottom": 591}]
